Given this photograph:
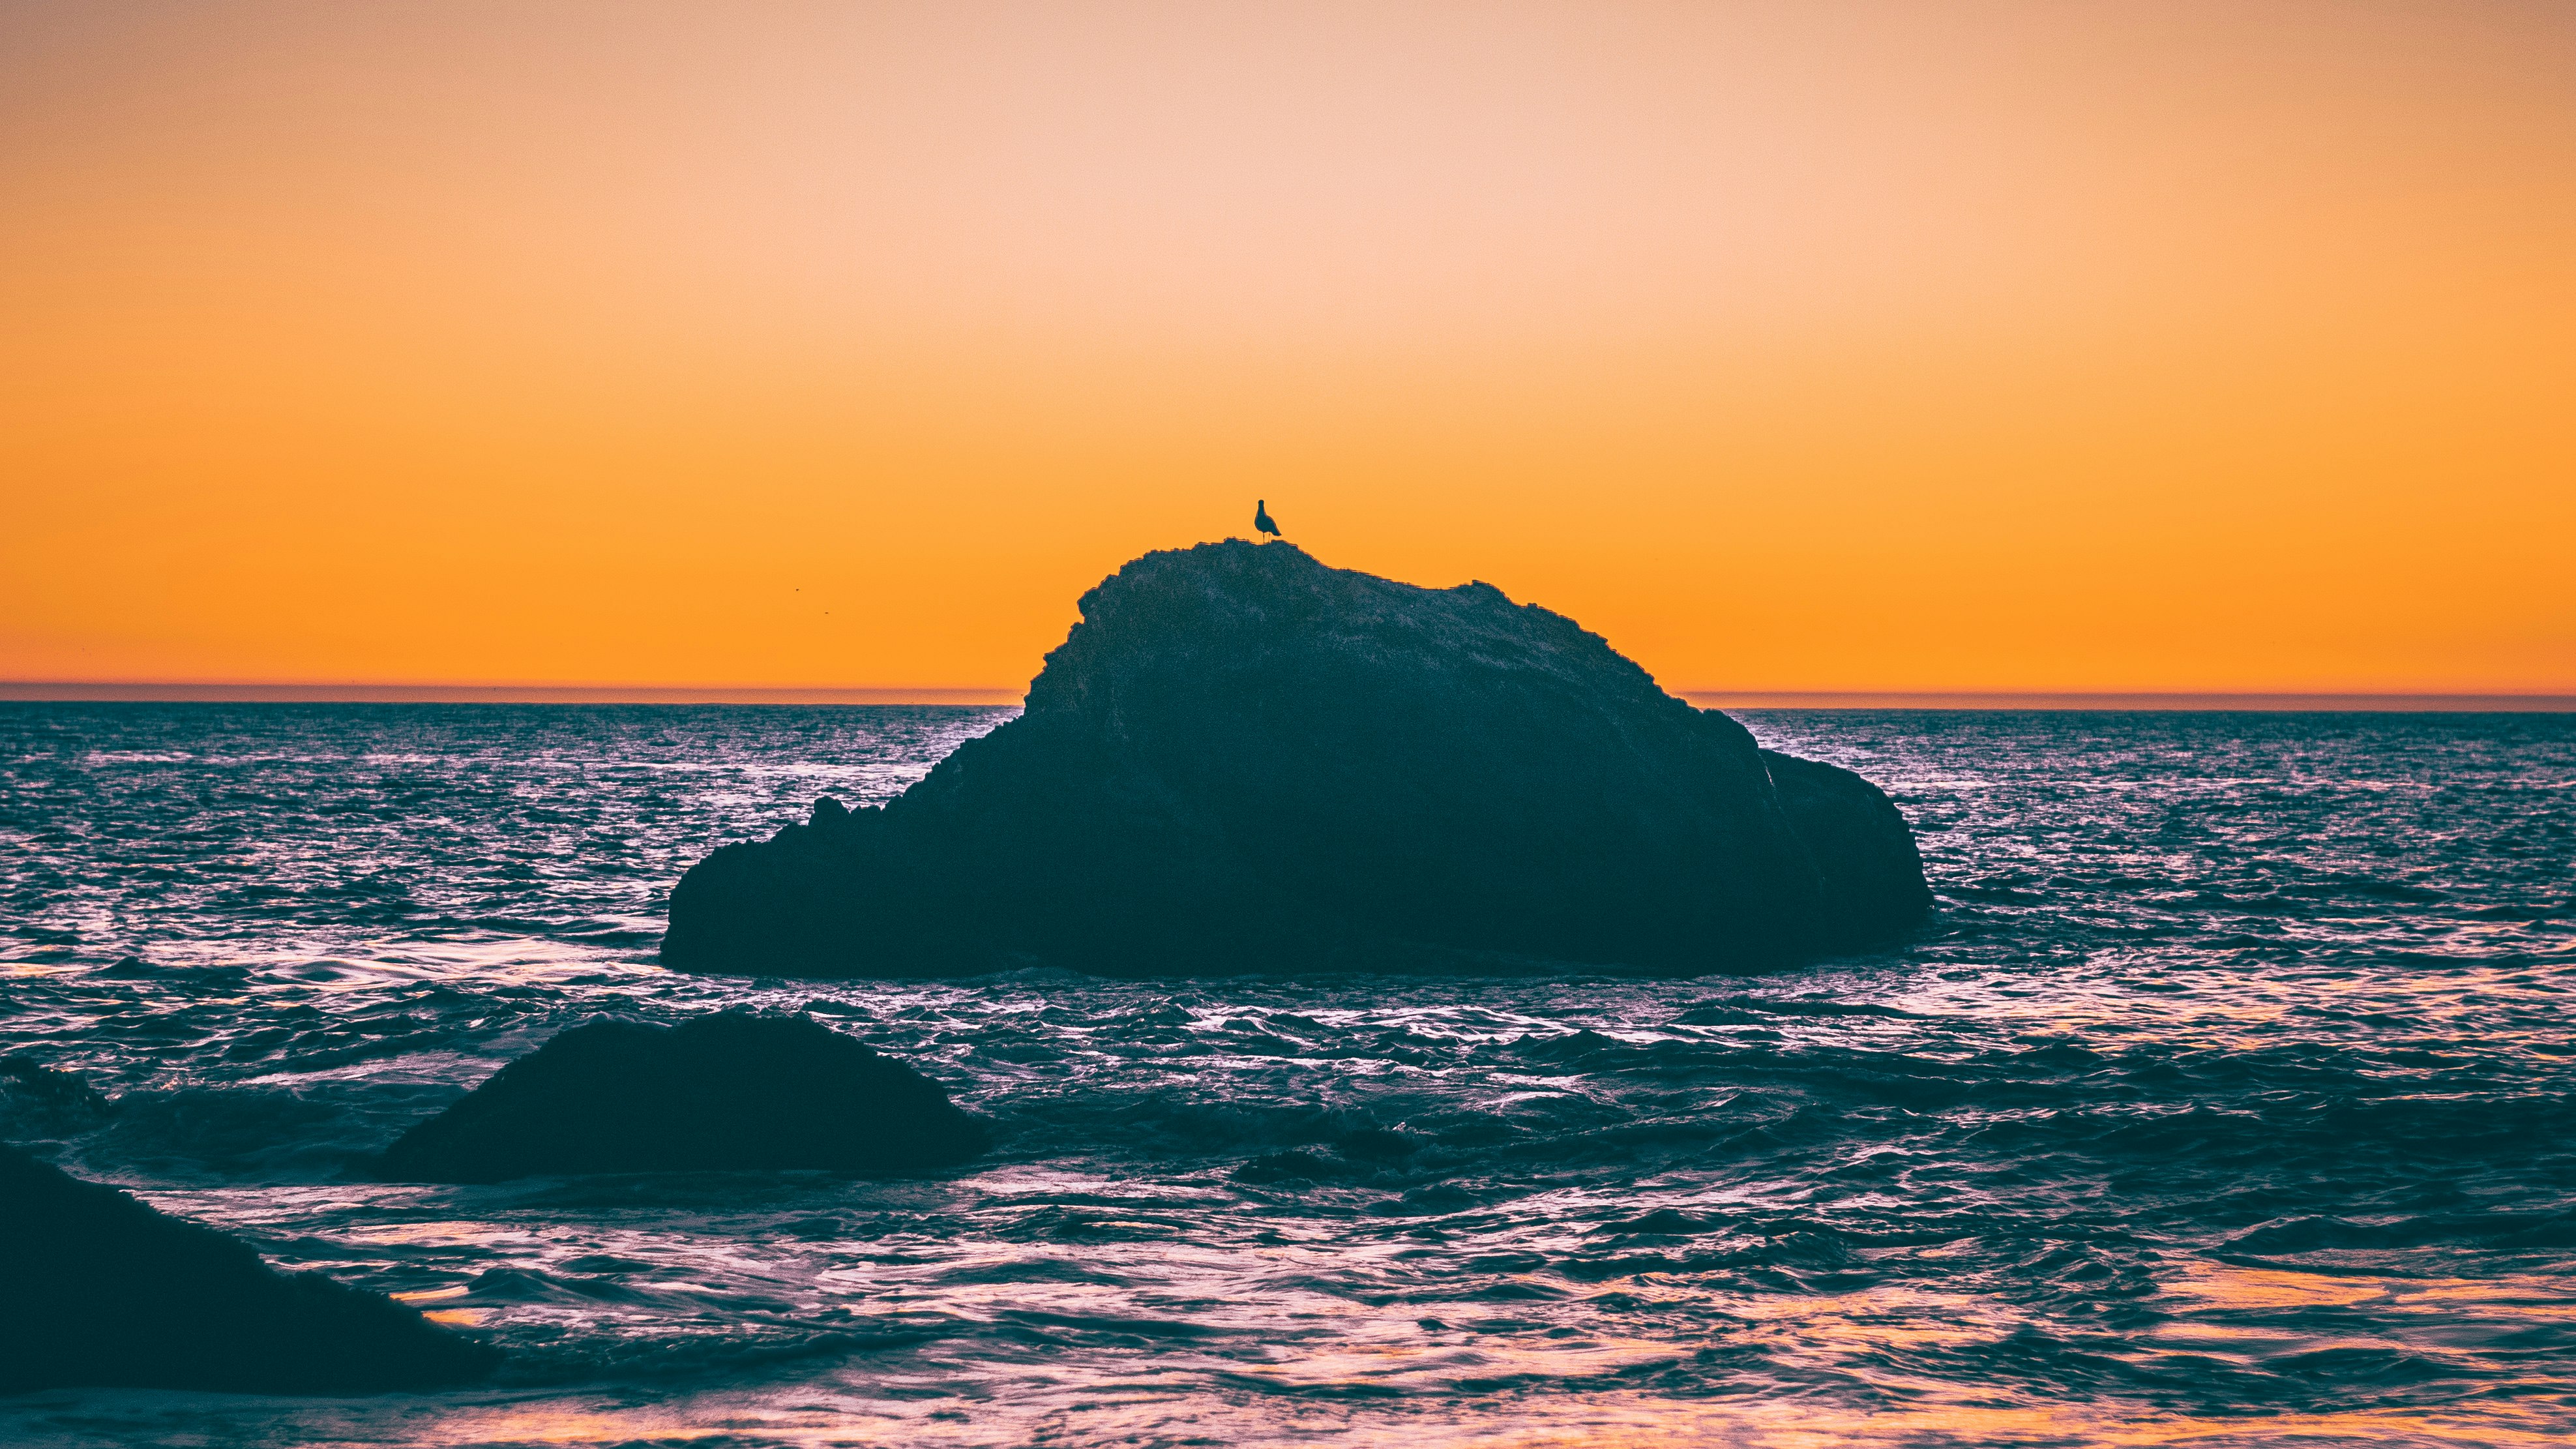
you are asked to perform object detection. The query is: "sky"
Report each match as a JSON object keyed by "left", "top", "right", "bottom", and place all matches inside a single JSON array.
[{"left": 3, "top": 1, "right": 2571, "bottom": 696}]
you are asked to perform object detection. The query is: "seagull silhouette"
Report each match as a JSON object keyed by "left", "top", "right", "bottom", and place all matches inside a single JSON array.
[{"left": 1253, "top": 499, "right": 1281, "bottom": 541}]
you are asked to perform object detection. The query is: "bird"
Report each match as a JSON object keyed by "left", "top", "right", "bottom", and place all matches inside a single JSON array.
[{"left": 1253, "top": 499, "right": 1281, "bottom": 541}]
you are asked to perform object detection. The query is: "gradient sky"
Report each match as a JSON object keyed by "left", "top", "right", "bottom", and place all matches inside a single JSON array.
[{"left": 4, "top": 1, "right": 2571, "bottom": 694}]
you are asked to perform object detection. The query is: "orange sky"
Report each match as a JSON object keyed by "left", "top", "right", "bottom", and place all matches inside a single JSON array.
[{"left": 4, "top": 1, "right": 2571, "bottom": 696}]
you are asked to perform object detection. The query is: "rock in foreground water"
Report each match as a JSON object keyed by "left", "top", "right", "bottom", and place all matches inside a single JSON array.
[
  {"left": 664, "top": 540, "right": 1930, "bottom": 976},
  {"left": 378, "top": 1012, "right": 987, "bottom": 1183},
  {"left": 0, "top": 1143, "right": 496, "bottom": 1394},
  {"left": 0, "top": 1054, "right": 115, "bottom": 1143}
]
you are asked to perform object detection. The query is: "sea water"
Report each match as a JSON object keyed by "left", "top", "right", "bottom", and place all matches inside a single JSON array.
[{"left": 1, "top": 703, "right": 2569, "bottom": 1447}]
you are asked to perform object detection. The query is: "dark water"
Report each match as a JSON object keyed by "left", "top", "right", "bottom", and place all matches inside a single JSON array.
[{"left": 2, "top": 703, "right": 2571, "bottom": 1448}]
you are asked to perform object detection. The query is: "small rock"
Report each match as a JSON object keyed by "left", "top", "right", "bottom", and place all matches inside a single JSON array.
[
  {"left": 0, "top": 1054, "right": 115, "bottom": 1138},
  {"left": 378, "top": 1011, "right": 986, "bottom": 1183}
]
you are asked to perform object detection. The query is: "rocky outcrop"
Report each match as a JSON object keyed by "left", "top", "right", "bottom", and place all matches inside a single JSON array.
[
  {"left": 377, "top": 1012, "right": 987, "bottom": 1183},
  {"left": 664, "top": 541, "right": 1930, "bottom": 977},
  {"left": 0, "top": 1143, "right": 496, "bottom": 1394}
]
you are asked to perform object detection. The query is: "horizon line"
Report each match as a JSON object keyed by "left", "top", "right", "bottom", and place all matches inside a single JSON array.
[
  {"left": 1685, "top": 690, "right": 2576, "bottom": 712},
  {"left": 1, "top": 680, "right": 2571, "bottom": 711},
  {"left": 0, "top": 680, "right": 1024, "bottom": 705}
]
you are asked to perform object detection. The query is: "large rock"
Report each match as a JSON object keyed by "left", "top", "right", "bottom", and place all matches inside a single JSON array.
[
  {"left": 0, "top": 1143, "right": 496, "bottom": 1394},
  {"left": 664, "top": 541, "right": 1930, "bottom": 976},
  {"left": 378, "top": 1012, "right": 987, "bottom": 1183}
]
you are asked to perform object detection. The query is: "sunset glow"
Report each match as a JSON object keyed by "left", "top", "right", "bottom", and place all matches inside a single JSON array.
[{"left": 5, "top": 1, "right": 2571, "bottom": 695}]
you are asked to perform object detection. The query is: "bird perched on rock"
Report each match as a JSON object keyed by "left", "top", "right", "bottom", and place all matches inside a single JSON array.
[{"left": 1253, "top": 500, "right": 1281, "bottom": 540}]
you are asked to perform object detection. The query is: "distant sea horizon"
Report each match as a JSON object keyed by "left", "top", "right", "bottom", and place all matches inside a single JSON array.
[{"left": 3, "top": 680, "right": 2570, "bottom": 711}]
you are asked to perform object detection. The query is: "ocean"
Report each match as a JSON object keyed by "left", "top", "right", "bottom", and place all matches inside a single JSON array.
[{"left": 1, "top": 703, "right": 2569, "bottom": 1447}]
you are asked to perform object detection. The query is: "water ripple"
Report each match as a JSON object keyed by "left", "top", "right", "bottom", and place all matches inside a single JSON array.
[{"left": 0, "top": 702, "right": 2570, "bottom": 1446}]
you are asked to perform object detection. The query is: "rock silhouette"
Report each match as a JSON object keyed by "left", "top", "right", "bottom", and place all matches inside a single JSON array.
[
  {"left": 664, "top": 541, "right": 1929, "bottom": 976},
  {"left": 0, "top": 1142, "right": 496, "bottom": 1394},
  {"left": 378, "top": 1012, "right": 986, "bottom": 1183}
]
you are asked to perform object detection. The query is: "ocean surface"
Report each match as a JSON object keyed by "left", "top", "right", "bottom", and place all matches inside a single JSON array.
[{"left": 1, "top": 702, "right": 2570, "bottom": 1448}]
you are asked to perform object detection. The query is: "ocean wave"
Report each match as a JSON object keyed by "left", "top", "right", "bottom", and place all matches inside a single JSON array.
[{"left": 1, "top": 703, "right": 2570, "bottom": 1445}]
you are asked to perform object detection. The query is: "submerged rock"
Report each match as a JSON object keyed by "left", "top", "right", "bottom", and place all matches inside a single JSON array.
[
  {"left": 0, "top": 1143, "right": 495, "bottom": 1394},
  {"left": 0, "top": 1054, "right": 115, "bottom": 1141},
  {"left": 664, "top": 541, "right": 1930, "bottom": 976},
  {"left": 378, "top": 1012, "right": 986, "bottom": 1183}
]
